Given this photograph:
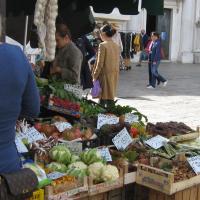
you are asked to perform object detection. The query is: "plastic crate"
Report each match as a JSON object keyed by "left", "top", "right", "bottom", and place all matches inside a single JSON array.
[{"left": 29, "top": 189, "right": 44, "bottom": 200}]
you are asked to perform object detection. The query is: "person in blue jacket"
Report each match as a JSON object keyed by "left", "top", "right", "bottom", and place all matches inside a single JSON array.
[
  {"left": 147, "top": 32, "right": 168, "bottom": 89},
  {"left": 0, "top": 43, "right": 40, "bottom": 173}
]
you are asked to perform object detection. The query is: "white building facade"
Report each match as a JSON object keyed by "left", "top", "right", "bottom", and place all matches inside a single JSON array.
[{"left": 93, "top": 0, "right": 200, "bottom": 64}]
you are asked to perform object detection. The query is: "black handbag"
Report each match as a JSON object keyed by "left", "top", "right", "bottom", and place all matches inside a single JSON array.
[{"left": 0, "top": 168, "right": 38, "bottom": 200}]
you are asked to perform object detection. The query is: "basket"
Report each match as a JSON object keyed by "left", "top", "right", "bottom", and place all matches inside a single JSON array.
[{"left": 29, "top": 189, "right": 44, "bottom": 200}]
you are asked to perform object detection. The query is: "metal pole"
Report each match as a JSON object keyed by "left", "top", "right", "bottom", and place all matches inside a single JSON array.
[
  {"left": 23, "top": 15, "right": 29, "bottom": 54},
  {"left": 0, "top": 0, "right": 6, "bottom": 42},
  {"left": 138, "top": 0, "right": 142, "bottom": 12}
]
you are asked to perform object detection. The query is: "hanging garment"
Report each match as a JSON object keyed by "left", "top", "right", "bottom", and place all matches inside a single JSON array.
[
  {"left": 120, "top": 32, "right": 132, "bottom": 59},
  {"left": 133, "top": 34, "right": 142, "bottom": 53}
]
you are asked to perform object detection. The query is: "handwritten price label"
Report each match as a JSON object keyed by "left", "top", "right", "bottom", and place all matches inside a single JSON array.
[
  {"left": 97, "top": 114, "right": 119, "bottom": 129},
  {"left": 15, "top": 137, "right": 28, "bottom": 153},
  {"left": 64, "top": 84, "right": 83, "bottom": 99},
  {"left": 188, "top": 156, "right": 200, "bottom": 175},
  {"left": 98, "top": 148, "right": 112, "bottom": 162},
  {"left": 145, "top": 135, "right": 169, "bottom": 149},
  {"left": 60, "top": 141, "right": 83, "bottom": 155},
  {"left": 125, "top": 113, "right": 139, "bottom": 124},
  {"left": 25, "top": 127, "right": 45, "bottom": 143},
  {"left": 55, "top": 122, "right": 72, "bottom": 132},
  {"left": 112, "top": 128, "right": 133, "bottom": 150}
]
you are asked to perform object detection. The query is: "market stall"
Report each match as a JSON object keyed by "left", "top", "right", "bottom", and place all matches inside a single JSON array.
[{"left": 13, "top": 75, "right": 200, "bottom": 200}]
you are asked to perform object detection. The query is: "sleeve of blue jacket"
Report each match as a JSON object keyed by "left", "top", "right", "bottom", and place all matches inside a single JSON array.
[
  {"left": 153, "top": 40, "right": 161, "bottom": 63},
  {"left": 20, "top": 52, "right": 40, "bottom": 118}
]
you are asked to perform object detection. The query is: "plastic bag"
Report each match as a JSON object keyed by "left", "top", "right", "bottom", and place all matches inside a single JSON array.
[{"left": 91, "top": 80, "right": 101, "bottom": 98}]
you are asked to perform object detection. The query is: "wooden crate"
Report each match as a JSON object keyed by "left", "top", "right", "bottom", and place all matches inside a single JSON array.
[
  {"left": 123, "top": 164, "right": 137, "bottom": 185},
  {"left": 108, "top": 188, "right": 124, "bottom": 200},
  {"left": 45, "top": 177, "right": 88, "bottom": 200},
  {"left": 88, "top": 169, "right": 123, "bottom": 196},
  {"left": 136, "top": 164, "right": 200, "bottom": 195},
  {"left": 148, "top": 185, "right": 200, "bottom": 200}
]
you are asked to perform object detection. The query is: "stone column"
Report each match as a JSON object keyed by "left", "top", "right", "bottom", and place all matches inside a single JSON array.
[
  {"left": 0, "top": 0, "right": 6, "bottom": 42},
  {"left": 180, "top": 0, "right": 196, "bottom": 63}
]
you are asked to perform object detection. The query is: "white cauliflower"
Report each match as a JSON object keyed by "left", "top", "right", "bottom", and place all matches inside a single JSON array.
[
  {"left": 68, "top": 161, "right": 87, "bottom": 171},
  {"left": 88, "top": 162, "right": 104, "bottom": 181},
  {"left": 101, "top": 165, "right": 119, "bottom": 182}
]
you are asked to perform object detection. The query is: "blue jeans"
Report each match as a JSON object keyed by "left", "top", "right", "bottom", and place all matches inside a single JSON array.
[{"left": 150, "top": 62, "right": 166, "bottom": 87}]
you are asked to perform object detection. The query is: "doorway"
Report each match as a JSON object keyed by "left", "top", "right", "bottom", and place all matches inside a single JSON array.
[{"left": 146, "top": 9, "right": 172, "bottom": 60}]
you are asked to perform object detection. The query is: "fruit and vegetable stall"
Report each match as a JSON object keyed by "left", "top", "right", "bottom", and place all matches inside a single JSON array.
[{"left": 17, "top": 78, "right": 200, "bottom": 200}]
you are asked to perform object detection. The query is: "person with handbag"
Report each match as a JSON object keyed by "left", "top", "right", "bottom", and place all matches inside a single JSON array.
[
  {"left": 0, "top": 42, "right": 40, "bottom": 199},
  {"left": 92, "top": 24, "right": 120, "bottom": 107},
  {"left": 0, "top": 43, "right": 40, "bottom": 173}
]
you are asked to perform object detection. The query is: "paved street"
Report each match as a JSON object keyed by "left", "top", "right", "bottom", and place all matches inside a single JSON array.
[{"left": 117, "top": 62, "right": 200, "bottom": 129}]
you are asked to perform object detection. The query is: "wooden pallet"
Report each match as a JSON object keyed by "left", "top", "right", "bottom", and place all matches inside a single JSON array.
[{"left": 136, "top": 164, "right": 200, "bottom": 195}]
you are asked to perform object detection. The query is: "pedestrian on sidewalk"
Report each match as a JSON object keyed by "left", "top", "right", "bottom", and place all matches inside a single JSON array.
[
  {"left": 92, "top": 24, "right": 120, "bottom": 107},
  {"left": 147, "top": 32, "right": 168, "bottom": 89}
]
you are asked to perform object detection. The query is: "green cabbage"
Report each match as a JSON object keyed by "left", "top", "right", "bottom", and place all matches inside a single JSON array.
[
  {"left": 47, "top": 162, "right": 68, "bottom": 173},
  {"left": 49, "top": 145, "right": 71, "bottom": 165},
  {"left": 80, "top": 149, "right": 103, "bottom": 165}
]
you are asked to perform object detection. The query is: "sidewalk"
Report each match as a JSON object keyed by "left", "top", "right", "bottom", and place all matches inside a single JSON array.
[{"left": 117, "top": 62, "right": 200, "bottom": 129}]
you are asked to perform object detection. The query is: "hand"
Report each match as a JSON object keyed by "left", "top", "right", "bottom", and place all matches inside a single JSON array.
[{"left": 50, "top": 66, "right": 62, "bottom": 74}]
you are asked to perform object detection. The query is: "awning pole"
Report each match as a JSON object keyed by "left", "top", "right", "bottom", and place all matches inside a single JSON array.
[
  {"left": 138, "top": 0, "right": 142, "bottom": 12},
  {"left": 23, "top": 16, "right": 29, "bottom": 54},
  {"left": 0, "top": 0, "right": 6, "bottom": 42}
]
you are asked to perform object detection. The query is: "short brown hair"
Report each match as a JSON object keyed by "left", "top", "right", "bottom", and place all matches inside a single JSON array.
[{"left": 56, "top": 24, "right": 71, "bottom": 39}]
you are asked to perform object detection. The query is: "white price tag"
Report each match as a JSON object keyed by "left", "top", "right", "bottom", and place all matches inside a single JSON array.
[
  {"left": 145, "top": 135, "right": 169, "bottom": 149},
  {"left": 15, "top": 137, "right": 28, "bottom": 153},
  {"left": 60, "top": 141, "right": 82, "bottom": 155},
  {"left": 55, "top": 122, "right": 72, "bottom": 132},
  {"left": 98, "top": 148, "right": 112, "bottom": 162},
  {"left": 25, "top": 127, "right": 45, "bottom": 143},
  {"left": 188, "top": 156, "right": 200, "bottom": 175},
  {"left": 47, "top": 172, "right": 66, "bottom": 180},
  {"left": 125, "top": 113, "right": 139, "bottom": 124},
  {"left": 64, "top": 84, "right": 83, "bottom": 99},
  {"left": 97, "top": 114, "right": 119, "bottom": 129},
  {"left": 112, "top": 128, "right": 133, "bottom": 150}
]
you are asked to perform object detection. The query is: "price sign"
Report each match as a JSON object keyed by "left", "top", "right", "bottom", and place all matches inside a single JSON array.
[
  {"left": 97, "top": 114, "right": 119, "bottom": 129},
  {"left": 60, "top": 141, "right": 82, "bottom": 155},
  {"left": 125, "top": 113, "right": 139, "bottom": 124},
  {"left": 188, "top": 156, "right": 200, "bottom": 175},
  {"left": 112, "top": 128, "right": 133, "bottom": 150},
  {"left": 47, "top": 172, "right": 66, "bottom": 180},
  {"left": 64, "top": 84, "right": 83, "bottom": 99},
  {"left": 98, "top": 148, "right": 112, "bottom": 162},
  {"left": 55, "top": 122, "right": 72, "bottom": 132},
  {"left": 15, "top": 137, "right": 28, "bottom": 153},
  {"left": 145, "top": 135, "right": 169, "bottom": 149},
  {"left": 25, "top": 127, "right": 45, "bottom": 143}
]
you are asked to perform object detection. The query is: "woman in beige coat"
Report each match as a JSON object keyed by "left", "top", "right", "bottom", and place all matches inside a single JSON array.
[{"left": 93, "top": 24, "right": 120, "bottom": 107}]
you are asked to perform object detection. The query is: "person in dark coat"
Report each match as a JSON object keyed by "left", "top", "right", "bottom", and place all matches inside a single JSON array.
[
  {"left": 75, "top": 36, "right": 95, "bottom": 90},
  {"left": 147, "top": 32, "right": 168, "bottom": 89}
]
